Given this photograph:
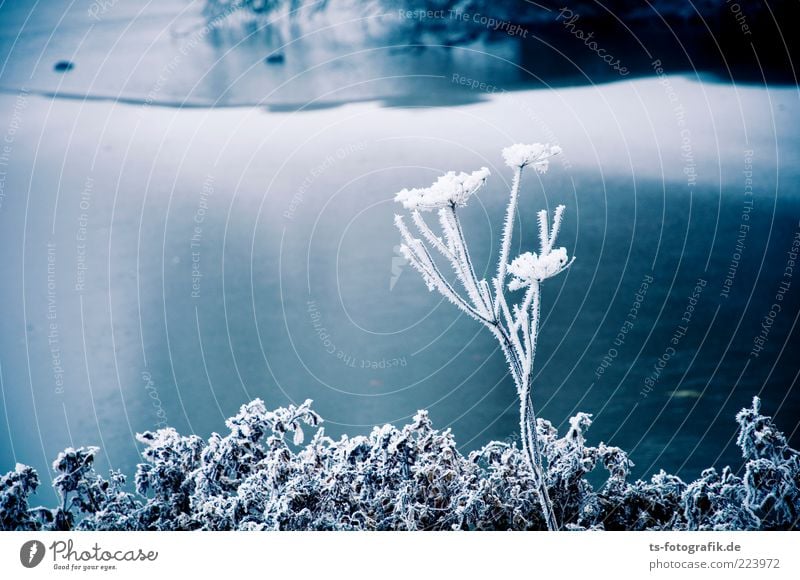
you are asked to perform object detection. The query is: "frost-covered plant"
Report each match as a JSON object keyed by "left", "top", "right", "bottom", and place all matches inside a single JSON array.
[
  {"left": 671, "top": 398, "right": 800, "bottom": 531},
  {"left": 734, "top": 397, "right": 799, "bottom": 528},
  {"left": 0, "top": 464, "right": 43, "bottom": 531},
  {"left": 50, "top": 447, "right": 142, "bottom": 531},
  {"left": 50, "top": 447, "right": 104, "bottom": 530},
  {"left": 394, "top": 143, "right": 570, "bottom": 529},
  {"left": 0, "top": 397, "right": 798, "bottom": 530},
  {"left": 133, "top": 428, "right": 205, "bottom": 530}
]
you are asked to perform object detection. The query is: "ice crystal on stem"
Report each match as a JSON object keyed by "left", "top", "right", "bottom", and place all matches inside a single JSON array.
[{"left": 393, "top": 143, "right": 571, "bottom": 530}]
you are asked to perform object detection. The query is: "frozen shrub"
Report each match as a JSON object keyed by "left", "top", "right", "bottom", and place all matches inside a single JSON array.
[
  {"left": 536, "top": 414, "right": 609, "bottom": 528},
  {"left": 1, "top": 397, "right": 797, "bottom": 530},
  {"left": 134, "top": 429, "right": 205, "bottom": 530},
  {"left": 47, "top": 447, "right": 141, "bottom": 531},
  {"left": 681, "top": 466, "right": 758, "bottom": 531},
  {"left": 0, "top": 464, "right": 42, "bottom": 531},
  {"left": 51, "top": 447, "right": 105, "bottom": 530},
  {"left": 735, "top": 397, "right": 800, "bottom": 528},
  {"left": 77, "top": 470, "right": 141, "bottom": 531}
]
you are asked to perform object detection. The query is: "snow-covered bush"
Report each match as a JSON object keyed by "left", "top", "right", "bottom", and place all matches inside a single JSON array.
[
  {"left": 1, "top": 397, "right": 797, "bottom": 530},
  {"left": 394, "top": 143, "right": 570, "bottom": 529},
  {"left": 0, "top": 464, "right": 42, "bottom": 531}
]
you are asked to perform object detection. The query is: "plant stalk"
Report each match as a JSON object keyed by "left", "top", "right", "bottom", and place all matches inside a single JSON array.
[{"left": 520, "top": 391, "right": 557, "bottom": 530}]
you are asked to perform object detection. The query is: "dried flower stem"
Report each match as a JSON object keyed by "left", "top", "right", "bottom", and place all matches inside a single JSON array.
[{"left": 393, "top": 144, "right": 572, "bottom": 530}]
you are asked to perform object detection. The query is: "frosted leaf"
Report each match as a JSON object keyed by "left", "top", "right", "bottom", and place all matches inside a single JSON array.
[
  {"left": 293, "top": 428, "right": 304, "bottom": 446},
  {"left": 394, "top": 167, "right": 490, "bottom": 211},
  {"left": 502, "top": 143, "right": 561, "bottom": 172}
]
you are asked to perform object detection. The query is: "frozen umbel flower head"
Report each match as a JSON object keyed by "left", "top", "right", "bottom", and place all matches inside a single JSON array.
[
  {"left": 502, "top": 143, "right": 562, "bottom": 172},
  {"left": 507, "top": 248, "right": 569, "bottom": 290},
  {"left": 394, "top": 167, "right": 490, "bottom": 211}
]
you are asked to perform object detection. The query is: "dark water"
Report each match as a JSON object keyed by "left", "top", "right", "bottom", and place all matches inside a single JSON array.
[{"left": 1, "top": 1, "right": 799, "bottom": 505}]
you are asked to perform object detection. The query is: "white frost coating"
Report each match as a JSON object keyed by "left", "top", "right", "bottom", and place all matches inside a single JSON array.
[
  {"left": 502, "top": 143, "right": 562, "bottom": 172},
  {"left": 394, "top": 167, "right": 490, "bottom": 211},
  {"left": 508, "top": 248, "right": 570, "bottom": 288},
  {"left": 392, "top": 145, "right": 575, "bottom": 531},
  {"left": 508, "top": 204, "right": 573, "bottom": 290},
  {"left": 3, "top": 396, "right": 792, "bottom": 531}
]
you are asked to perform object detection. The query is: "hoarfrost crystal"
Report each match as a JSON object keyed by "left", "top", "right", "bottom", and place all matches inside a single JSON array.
[
  {"left": 502, "top": 143, "right": 562, "bottom": 172},
  {"left": 394, "top": 167, "right": 490, "bottom": 211}
]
